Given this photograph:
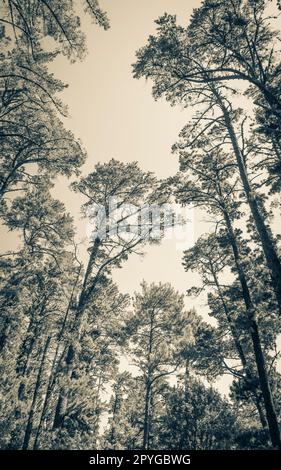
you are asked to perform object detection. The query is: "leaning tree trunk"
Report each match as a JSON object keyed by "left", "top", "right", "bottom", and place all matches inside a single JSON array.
[
  {"left": 33, "top": 343, "right": 68, "bottom": 448},
  {"left": 22, "top": 336, "right": 51, "bottom": 450},
  {"left": 210, "top": 262, "right": 267, "bottom": 429},
  {"left": 53, "top": 237, "right": 101, "bottom": 430},
  {"left": 34, "top": 265, "right": 82, "bottom": 446},
  {"left": 218, "top": 97, "right": 281, "bottom": 316},
  {"left": 16, "top": 299, "right": 47, "bottom": 401},
  {"left": 223, "top": 209, "right": 281, "bottom": 449}
]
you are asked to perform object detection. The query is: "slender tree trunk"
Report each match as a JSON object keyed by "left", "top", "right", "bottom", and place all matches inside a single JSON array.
[
  {"left": 10, "top": 302, "right": 48, "bottom": 448},
  {"left": 219, "top": 98, "right": 281, "bottom": 315},
  {"left": 16, "top": 299, "right": 47, "bottom": 401},
  {"left": 22, "top": 336, "right": 51, "bottom": 450},
  {"left": 142, "top": 312, "right": 155, "bottom": 450},
  {"left": 34, "top": 266, "right": 82, "bottom": 447},
  {"left": 210, "top": 263, "right": 267, "bottom": 428},
  {"left": 92, "top": 371, "right": 103, "bottom": 447},
  {"left": 53, "top": 237, "right": 101, "bottom": 429},
  {"left": 182, "top": 360, "right": 191, "bottom": 449},
  {"left": 109, "top": 391, "right": 119, "bottom": 449},
  {"left": 33, "top": 344, "right": 67, "bottom": 448},
  {"left": 52, "top": 344, "right": 74, "bottom": 429},
  {"left": 255, "top": 398, "right": 268, "bottom": 431},
  {"left": 223, "top": 209, "right": 281, "bottom": 449},
  {"left": 143, "top": 382, "right": 151, "bottom": 450}
]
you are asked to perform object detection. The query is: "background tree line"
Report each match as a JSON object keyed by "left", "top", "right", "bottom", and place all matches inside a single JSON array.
[{"left": 0, "top": 0, "right": 281, "bottom": 450}]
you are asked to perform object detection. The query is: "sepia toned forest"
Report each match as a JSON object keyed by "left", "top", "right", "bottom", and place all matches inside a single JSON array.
[{"left": 0, "top": 0, "right": 281, "bottom": 451}]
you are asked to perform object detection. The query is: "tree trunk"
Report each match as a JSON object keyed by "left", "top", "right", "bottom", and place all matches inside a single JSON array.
[
  {"left": 220, "top": 99, "right": 281, "bottom": 315},
  {"left": 34, "top": 265, "right": 81, "bottom": 446},
  {"left": 210, "top": 262, "right": 267, "bottom": 429},
  {"left": 52, "top": 237, "right": 101, "bottom": 429},
  {"left": 142, "top": 312, "right": 155, "bottom": 450},
  {"left": 22, "top": 336, "right": 51, "bottom": 450},
  {"left": 16, "top": 299, "right": 47, "bottom": 401},
  {"left": 223, "top": 209, "right": 281, "bottom": 449},
  {"left": 33, "top": 344, "right": 65, "bottom": 448},
  {"left": 52, "top": 345, "right": 74, "bottom": 429},
  {"left": 109, "top": 390, "right": 119, "bottom": 449},
  {"left": 143, "top": 382, "right": 151, "bottom": 450}
]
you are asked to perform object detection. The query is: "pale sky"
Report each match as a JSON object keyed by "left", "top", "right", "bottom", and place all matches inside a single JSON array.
[{"left": 50, "top": 0, "right": 209, "bottom": 306}]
